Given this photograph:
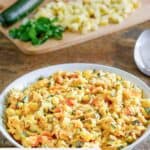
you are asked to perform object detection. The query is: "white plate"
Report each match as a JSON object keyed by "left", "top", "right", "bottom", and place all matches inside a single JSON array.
[{"left": 0, "top": 63, "right": 150, "bottom": 149}]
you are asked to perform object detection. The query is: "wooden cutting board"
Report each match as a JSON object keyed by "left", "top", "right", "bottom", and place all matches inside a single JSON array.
[{"left": 0, "top": 0, "right": 150, "bottom": 55}]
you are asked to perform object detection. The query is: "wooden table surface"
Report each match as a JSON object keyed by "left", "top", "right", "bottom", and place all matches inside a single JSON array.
[{"left": 0, "top": 21, "right": 150, "bottom": 149}]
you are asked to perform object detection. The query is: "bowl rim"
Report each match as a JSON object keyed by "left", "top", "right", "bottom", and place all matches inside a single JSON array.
[{"left": 0, "top": 63, "right": 150, "bottom": 149}]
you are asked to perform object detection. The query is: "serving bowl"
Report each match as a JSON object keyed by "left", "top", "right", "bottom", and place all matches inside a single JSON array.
[{"left": 0, "top": 63, "right": 150, "bottom": 149}]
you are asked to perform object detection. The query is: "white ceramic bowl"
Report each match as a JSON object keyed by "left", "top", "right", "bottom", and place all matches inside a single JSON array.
[{"left": 0, "top": 63, "right": 150, "bottom": 149}]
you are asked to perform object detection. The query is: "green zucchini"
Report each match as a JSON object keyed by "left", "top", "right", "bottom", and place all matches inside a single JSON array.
[{"left": 0, "top": 0, "right": 43, "bottom": 27}]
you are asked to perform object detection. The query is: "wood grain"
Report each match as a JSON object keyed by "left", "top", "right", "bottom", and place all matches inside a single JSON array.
[{"left": 0, "top": 0, "right": 150, "bottom": 54}]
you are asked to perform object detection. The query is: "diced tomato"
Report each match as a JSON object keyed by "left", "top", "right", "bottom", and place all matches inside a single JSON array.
[
  {"left": 89, "top": 86, "right": 100, "bottom": 94},
  {"left": 68, "top": 74, "right": 79, "bottom": 79},
  {"left": 49, "top": 86, "right": 63, "bottom": 92},
  {"left": 91, "top": 98, "right": 99, "bottom": 106},
  {"left": 66, "top": 99, "right": 74, "bottom": 106},
  {"left": 32, "top": 136, "right": 42, "bottom": 147},
  {"left": 42, "top": 131, "right": 51, "bottom": 137},
  {"left": 55, "top": 77, "right": 63, "bottom": 84},
  {"left": 125, "top": 107, "right": 132, "bottom": 115},
  {"left": 90, "top": 86, "right": 94, "bottom": 92},
  {"left": 42, "top": 131, "right": 52, "bottom": 140},
  {"left": 54, "top": 107, "right": 61, "bottom": 113}
]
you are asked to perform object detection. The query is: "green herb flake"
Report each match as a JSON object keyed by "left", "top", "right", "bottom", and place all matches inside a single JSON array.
[
  {"left": 38, "top": 76, "right": 44, "bottom": 80},
  {"left": 93, "top": 69, "right": 97, "bottom": 73},
  {"left": 144, "top": 108, "right": 150, "bottom": 115},
  {"left": 77, "top": 86, "right": 82, "bottom": 90},
  {"left": 97, "top": 72, "right": 101, "bottom": 77},
  {"left": 16, "top": 102, "right": 19, "bottom": 108},
  {"left": 22, "top": 131, "right": 28, "bottom": 137},
  {"left": 22, "top": 96, "right": 29, "bottom": 103},
  {"left": 47, "top": 95, "right": 54, "bottom": 98},
  {"left": 132, "top": 120, "right": 140, "bottom": 125},
  {"left": 75, "top": 141, "right": 84, "bottom": 148},
  {"left": 111, "top": 124, "right": 116, "bottom": 129},
  {"left": 117, "top": 145, "right": 124, "bottom": 150},
  {"left": 9, "top": 28, "right": 18, "bottom": 38}
]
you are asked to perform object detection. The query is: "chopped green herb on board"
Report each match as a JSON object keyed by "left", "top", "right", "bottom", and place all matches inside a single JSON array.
[{"left": 9, "top": 17, "right": 65, "bottom": 45}]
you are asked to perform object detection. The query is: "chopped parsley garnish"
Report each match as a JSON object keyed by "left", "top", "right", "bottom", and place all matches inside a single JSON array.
[
  {"left": 75, "top": 141, "right": 84, "bottom": 148},
  {"left": 38, "top": 76, "right": 44, "bottom": 80},
  {"left": 144, "top": 108, "right": 150, "bottom": 115},
  {"left": 111, "top": 124, "right": 116, "bottom": 129},
  {"left": 117, "top": 145, "right": 124, "bottom": 150},
  {"left": 132, "top": 120, "right": 140, "bottom": 125},
  {"left": 77, "top": 86, "right": 82, "bottom": 90},
  {"left": 9, "top": 17, "right": 65, "bottom": 45},
  {"left": 22, "top": 96, "right": 29, "bottom": 103}
]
